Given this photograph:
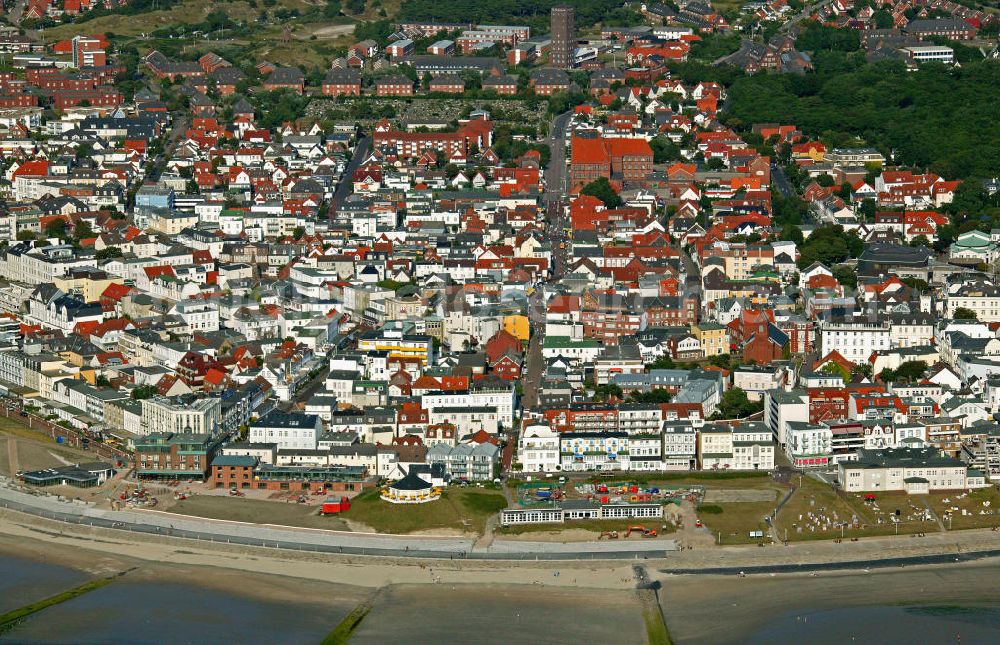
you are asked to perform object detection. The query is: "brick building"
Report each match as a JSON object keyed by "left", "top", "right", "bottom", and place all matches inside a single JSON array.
[
  {"left": 569, "top": 133, "right": 653, "bottom": 190},
  {"left": 135, "top": 432, "right": 223, "bottom": 480},
  {"left": 428, "top": 74, "right": 465, "bottom": 94},
  {"left": 550, "top": 5, "right": 576, "bottom": 68},
  {"left": 372, "top": 116, "right": 493, "bottom": 159},
  {"left": 375, "top": 75, "right": 415, "bottom": 96},
  {"left": 322, "top": 69, "right": 362, "bottom": 97}
]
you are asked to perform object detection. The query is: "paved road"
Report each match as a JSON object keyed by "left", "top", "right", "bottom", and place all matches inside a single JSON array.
[
  {"left": 279, "top": 362, "right": 330, "bottom": 412},
  {"left": 9, "top": 0, "right": 26, "bottom": 24},
  {"left": 328, "top": 135, "right": 371, "bottom": 216},
  {"left": 521, "top": 290, "right": 545, "bottom": 411},
  {"left": 779, "top": 1, "right": 827, "bottom": 35},
  {"left": 519, "top": 111, "right": 574, "bottom": 413},
  {"left": 147, "top": 114, "right": 190, "bottom": 183},
  {"left": 545, "top": 111, "right": 574, "bottom": 280},
  {"left": 771, "top": 163, "right": 795, "bottom": 199},
  {"left": 0, "top": 485, "right": 677, "bottom": 560}
]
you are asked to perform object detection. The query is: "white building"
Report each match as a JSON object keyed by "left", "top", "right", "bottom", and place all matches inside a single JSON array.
[
  {"left": 839, "top": 446, "right": 985, "bottom": 493},
  {"left": 171, "top": 299, "right": 220, "bottom": 333},
  {"left": 764, "top": 389, "right": 810, "bottom": 447},
  {"left": 248, "top": 411, "right": 322, "bottom": 451},
  {"left": 819, "top": 317, "right": 891, "bottom": 364},
  {"left": 733, "top": 366, "right": 785, "bottom": 402},
  {"left": 785, "top": 421, "right": 833, "bottom": 468},
  {"left": 517, "top": 424, "right": 561, "bottom": 473},
  {"left": 560, "top": 432, "right": 629, "bottom": 472},
  {"left": 698, "top": 422, "right": 775, "bottom": 471},
  {"left": 140, "top": 395, "right": 222, "bottom": 437},
  {"left": 662, "top": 422, "right": 697, "bottom": 470}
]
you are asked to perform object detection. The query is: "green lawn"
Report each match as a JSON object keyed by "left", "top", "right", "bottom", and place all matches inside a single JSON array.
[
  {"left": 0, "top": 415, "right": 57, "bottom": 443},
  {"left": 697, "top": 497, "right": 777, "bottom": 545},
  {"left": 926, "top": 487, "right": 1000, "bottom": 531},
  {"left": 775, "top": 477, "right": 939, "bottom": 541},
  {"left": 344, "top": 487, "right": 506, "bottom": 535}
]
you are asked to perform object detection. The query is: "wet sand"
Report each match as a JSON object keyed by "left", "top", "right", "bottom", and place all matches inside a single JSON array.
[
  {"left": 352, "top": 584, "right": 648, "bottom": 645},
  {"left": 9, "top": 509, "right": 1000, "bottom": 645},
  {"left": 0, "top": 511, "right": 639, "bottom": 591},
  {"left": 0, "top": 526, "right": 649, "bottom": 645},
  {"left": 0, "top": 553, "right": 89, "bottom": 614},
  {"left": 659, "top": 559, "right": 1000, "bottom": 644}
]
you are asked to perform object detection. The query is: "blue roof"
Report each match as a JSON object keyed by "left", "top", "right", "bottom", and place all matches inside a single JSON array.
[{"left": 768, "top": 323, "right": 789, "bottom": 347}]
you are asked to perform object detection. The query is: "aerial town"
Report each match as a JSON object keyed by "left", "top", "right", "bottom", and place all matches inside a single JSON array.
[{"left": 0, "top": 0, "right": 998, "bottom": 641}]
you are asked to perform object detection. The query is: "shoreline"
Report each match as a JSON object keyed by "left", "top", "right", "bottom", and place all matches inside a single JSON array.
[
  {"left": 9, "top": 503, "right": 1000, "bottom": 585},
  {"left": 6, "top": 509, "right": 1000, "bottom": 644},
  {"left": 660, "top": 560, "right": 1000, "bottom": 644},
  {"left": 0, "top": 510, "right": 640, "bottom": 590}
]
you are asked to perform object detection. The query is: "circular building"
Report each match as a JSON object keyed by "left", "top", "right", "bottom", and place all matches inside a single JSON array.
[{"left": 381, "top": 471, "right": 441, "bottom": 504}]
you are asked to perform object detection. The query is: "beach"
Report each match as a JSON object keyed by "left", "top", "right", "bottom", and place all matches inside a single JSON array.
[
  {"left": 7, "top": 505, "right": 1000, "bottom": 643},
  {"left": 0, "top": 520, "right": 649, "bottom": 645},
  {"left": 659, "top": 561, "right": 1000, "bottom": 644}
]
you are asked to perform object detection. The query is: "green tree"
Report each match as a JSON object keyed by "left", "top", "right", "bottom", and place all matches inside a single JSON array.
[
  {"left": 73, "top": 219, "right": 94, "bottom": 241},
  {"left": 131, "top": 385, "right": 158, "bottom": 400},
  {"left": 891, "top": 360, "right": 929, "bottom": 383},
  {"left": 873, "top": 9, "right": 893, "bottom": 29},
  {"left": 593, "top": 383, "right": 623, "bottom": 402},
  {"left": 714, "top": 387, "right": 764, "bottom": 419},
  {"left": 95, "top": 247, "right": 123, "bottom": 261},
  {"left": 832, "top": 265, "right": 857, "bottom": 289},
  {"left": 650, "top": 136, "right": 681, "bottom": 164},
  {"left": 796, "top": 225, "right": 863, "bottom": 269},
  {"left": 821, "top": 361, "right": 850, "bottom": 383},
  {"left": 580, "top": 177, "right": 622, "bottom": 208},
  {"left": 44, "top": 218, "right": 68, "bottom": 239},
  {"left": 953, "top": 307, "right": 978, "bottom": 321}
]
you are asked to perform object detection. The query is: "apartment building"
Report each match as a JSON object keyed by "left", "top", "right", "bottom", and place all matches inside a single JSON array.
[{"left": 140, "top": 395, "right": 222, "bottom": 437}]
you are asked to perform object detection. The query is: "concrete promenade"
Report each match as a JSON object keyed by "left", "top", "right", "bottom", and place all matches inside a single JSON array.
[{"left": 0, "top": 484, "right": 676, "bottom": 560}]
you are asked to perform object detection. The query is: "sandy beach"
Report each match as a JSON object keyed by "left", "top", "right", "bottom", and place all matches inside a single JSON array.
[
  {"left": 0, "top": 517, "right": 650, "bottom": 645},
  {"left": 0, "top": 509, "right": 640, "bottom": 591},
  {"left": 7, "top": 506, "right": 1000, "bottom": 644}
]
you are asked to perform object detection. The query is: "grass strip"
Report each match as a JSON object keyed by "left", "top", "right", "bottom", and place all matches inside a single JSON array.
[
  {"left": 642, "top": 602, "right": 672, "bottom": 645},
  {"left": 321, "top": 598, "right": 374, "bottom": 645}
]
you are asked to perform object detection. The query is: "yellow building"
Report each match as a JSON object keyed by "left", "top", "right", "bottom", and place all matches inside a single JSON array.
[
  {"left": 357, "top": 331, "right": 433, "bottom": 365},
  {"left": 503, "top": 315, "right": 530, "bottom": 342},
  {"left": 693, "top": 322, "right": 728, "bottom": 357},
  {"left": 793, "top": 142, "right": 825, "bottom": 162},
  {"left": 53, "top": 269, "right": 118, "bottom": 304}
]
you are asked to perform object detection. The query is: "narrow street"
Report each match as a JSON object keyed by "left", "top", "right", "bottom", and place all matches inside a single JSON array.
[
  {"left": 328, "top": 135, "right": 371, "bottom": 216},
  {"left": 147, "top": 115, "right": 189, "bottom": 182},
  {"left": 9, "top": 0, "right": 26, "bottom": 25},
  {"left": 519, "top": 110, "right": 573, "bottom": 414},
  {"left": 771, "top": 163, "right": 795, "bottom": 199}
]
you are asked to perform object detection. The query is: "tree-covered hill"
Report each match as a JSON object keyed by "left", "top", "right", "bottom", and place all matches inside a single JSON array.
[{"left": 723, "top": 58, "right": 1000, "bottom": 181}]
